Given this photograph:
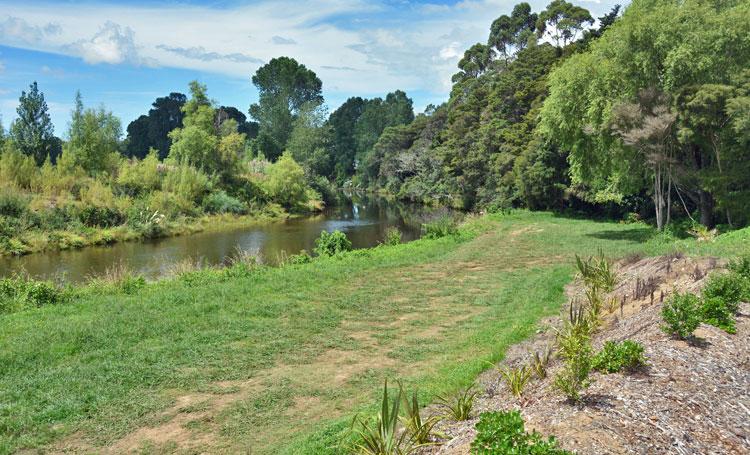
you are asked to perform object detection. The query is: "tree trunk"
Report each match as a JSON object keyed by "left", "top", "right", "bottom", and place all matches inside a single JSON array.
[{"left": 699, "top": 190, "right": 714, "bottom": 228}]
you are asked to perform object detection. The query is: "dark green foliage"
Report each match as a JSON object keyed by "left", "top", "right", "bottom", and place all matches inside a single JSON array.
[
  {"left": 700, "top": 297, "right": 736, "bottom": 334},
  {"left": 661, "top": 293, "right": 701, "bottom": 339},
  {"left": 471, "top": 410, "right": 571, "bottom": 454},
  {"left": 0, "top": 275, "right": 67, "bottom": 314},
  {"left": 202, "top": 190, "right": 247, "bottom": 215},
  {"left": 250, "top": 57, "right": 323, "bottom": 160},
  {"left": 703, "top": 272, "right": 745, "bottom": 314},
  {"left": 592, "top": 340, "right": 647, "bottom": 373},
  {"left": 314, "top": 230, "right": 352, "bottom": 257},
  {"left": 126, "top": 92, "right": 186, "bottom": 159},
  {"left": 78, "top": 206, "right": 125, "bottom": 228},
  {"left": 9, "top": 81, "right": 56, "bottom": 164}
]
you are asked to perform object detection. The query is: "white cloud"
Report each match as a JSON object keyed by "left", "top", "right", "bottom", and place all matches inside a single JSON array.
[
  {"left": 0, "top": 0, "right": 622, "bottom": 100},
  {"left": 65, "top": 21, "right": 148, "bottom": 65},
  {"left": 0, "top": 16, "right": 60, "bottom": 44}
]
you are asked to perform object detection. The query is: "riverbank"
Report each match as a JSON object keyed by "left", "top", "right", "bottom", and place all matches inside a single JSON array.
[
  {"left": 1, "top": 204, "right": 290, "bottom": 257},
  {"left": 1, "top": 211, "right": 749, "bottom": 454}
]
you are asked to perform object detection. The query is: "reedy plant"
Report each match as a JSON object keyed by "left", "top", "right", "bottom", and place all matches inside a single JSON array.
[
  {"left": 435, "top": 385, "right": 477, "bottom": 421},
  {"left": 398, "top": 382, "right": 442, "bottom": 445},
  {"left": 352, "top": 379, "right": 414, "bottom": 455},
  {"left": 575, "top": 249, "right": 617, "bottom": 293},
  {"left": 500, "top": 365, "right": 532, "bottom": 398},
  {"left": 530, "top": 347, "right": 552, "bottom": 379}
]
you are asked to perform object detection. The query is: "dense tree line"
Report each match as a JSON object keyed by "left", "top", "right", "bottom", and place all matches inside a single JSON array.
[{"left": 359, "top": 0, "right": 750, "bottom": 231}]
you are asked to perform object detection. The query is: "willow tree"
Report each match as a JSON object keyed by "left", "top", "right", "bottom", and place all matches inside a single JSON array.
[{"left": 540, "top": 0, "right": 750, "bottom": 228}]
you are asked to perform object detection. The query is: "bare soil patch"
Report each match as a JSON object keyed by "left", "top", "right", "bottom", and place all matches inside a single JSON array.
[{"left": 422, "top": 255, "right": 750, "bottom": 454}]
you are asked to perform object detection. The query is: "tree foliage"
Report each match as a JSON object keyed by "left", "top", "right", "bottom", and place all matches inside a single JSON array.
[
  {"left": 250, "top": 57, "right": 323, "bottom": 160},
  {"left": 9, "top": 82, "right": 57, "bottom": 165}
]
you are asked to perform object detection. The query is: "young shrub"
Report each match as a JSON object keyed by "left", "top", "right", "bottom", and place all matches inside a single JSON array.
[
  {"left": 202, "top": 190, "right": 247, "bottom": 215},
  {"left": 420, "top": 215, "right": 458, "bottom": 239},
  {"left": 700, "top": 297, "right": 736, "bottom": 334},
  {"left": 0, "top": 275, "right": 67, "bottom": 314},
  {"left": 262, "top": 152, "right": 315, "bottom": 210},
  {"left": 728, "top": 255, "right": 750, "bottom": 280},
  {"left": 162, "top": 163, "right": 212, "bottom": 204},
  {"left": 383, "top": 227, "right": 402, "bottom": 246},
  {"left": 592, "top": 340, "right": 647, "bottom": 374},
  {"left": 287, "top": 250, "right": 313, "bottom": 265},
  {"left": 435, "top": 385, "right": 477, "bottom": 421},
  {"left": 351, "top": 379, "right": 414, "bottom": 455},
  {"left": 661, "top": 293, "right": 701, "bottom": 339},
  {"left": 470, "top": 411, "right": 571, "bottom": 454},
  {"left": 314, "top": 230, "right": 352, "bottom": 257},
  {"left": 500, "top": 365, "right": 532, "bottom": 398},
  {"left": 703, "top": 272, "right": 745, "bottom": 314},
  {"left": 0, "top": 187, "right": 30, "bottom": 218},
  {"left": 575, "top": 250, "right": 617, "bottom": 293},
  {"left": 399, "top": 382, "right": 441, "bottom": 445},
  {"left": 553, "top": 329, "right": 592, "bottom": 402}
]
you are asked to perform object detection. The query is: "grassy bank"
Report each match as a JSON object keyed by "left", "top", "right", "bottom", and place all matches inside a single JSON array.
[
  {"left": 1, "top": 205, "right": 288, "bottom": 257},
  {"left": 1, "top": 212, "right": 748, "bottom": 454}
]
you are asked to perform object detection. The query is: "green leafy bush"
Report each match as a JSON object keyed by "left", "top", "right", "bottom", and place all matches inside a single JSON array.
[
  {"left": 0, "top": 276, "right": 67, "bottom": 314},
  {"left": 202, "top": 190, "right": 247, "bottom": 215},
  {"left": 700, "top": 297, "right": 736, "bottom": 334},
  {"left": 287, "top": 250, "right": 313, "bottom": 265},
  {"left": 728, "top": 256, "right": 750, "bottom": 280},
  {"left": 314, "top": 230, "right": 352, "bottom": 257},
  {"left": 470, "top": 411, "right": 571, "bottom": 454},
  {"left": 703, "top": 272, "right": 745, "bottom": 314},
  {"left": 554, "top": 329, "right": 592, "bottom": 402},
  {"left": 592, "top": 340, "right": 647, "bottom": 373},
  {"left": 661, "top": 293, "right": 701, "bottom": 339},
  {"left": 78, "top": 206, "right": 124, "bottom": 228},
  {"left": 383, "top": 227, "right": 402, "bottom": 246},
  {"left": 421, "top": 215, "right": 458, "bottom": 239},
  {"left": 0, "top": 189, "right": 29, "bottom": 218}
]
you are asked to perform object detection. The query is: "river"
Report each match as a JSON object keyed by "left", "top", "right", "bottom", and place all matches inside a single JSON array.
[{"left": 0, "top": 194, "right": 452, "bottom": 283}]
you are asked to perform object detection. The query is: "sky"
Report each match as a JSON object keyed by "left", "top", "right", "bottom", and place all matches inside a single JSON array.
[{"left": 0, "top": 0, "right": 624, "bottom": 137}]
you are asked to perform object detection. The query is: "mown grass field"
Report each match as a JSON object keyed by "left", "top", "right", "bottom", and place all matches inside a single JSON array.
[{"left": 1, "top": 211, "right": 748, "bottom": 454}]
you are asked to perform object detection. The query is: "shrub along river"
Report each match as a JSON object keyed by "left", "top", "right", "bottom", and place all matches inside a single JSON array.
[{"left": 0, "top": 194, "right": 452, "bottom": 283}]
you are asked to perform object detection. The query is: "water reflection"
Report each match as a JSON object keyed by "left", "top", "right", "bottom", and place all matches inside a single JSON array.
[{"left": 0, "top": 194, "right": 453, "bottom": 283}]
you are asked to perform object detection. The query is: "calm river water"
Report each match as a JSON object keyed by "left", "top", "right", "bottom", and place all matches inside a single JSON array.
[{"left": 0, "top": 195, "right": 451, "bottom": 283}]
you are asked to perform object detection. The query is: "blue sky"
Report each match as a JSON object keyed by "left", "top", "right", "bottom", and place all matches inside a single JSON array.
[{"left": 0, "top": 0, "right": 623, "bottom": 136}]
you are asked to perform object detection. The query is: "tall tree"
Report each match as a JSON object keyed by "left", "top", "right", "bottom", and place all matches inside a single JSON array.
[
  {"left": 540, "top": 0, "right": 750, "bottom": 227},
  {"left": 249, "top": 57, "right": 323, "bottom": 160},
  {"left": 328, "top": 97, "right": 367, "bottom": 183},
  {"left": 10, "top": 81, "right": 56, "bottom": 165},
  {"left": 488, "top": 2, "right": 538, "bottom": 63},
  {"left": 126, "top": 92, "right": 186, "bottom": 159},
  {"left": 536, "top": 0, "right": 593, "bottom": 49},
  {"left": 60, "top": 93, "right": 122, "bottom": 175},
  {"left": 168, "top": 81, "right": 245, "bottom": 181}
]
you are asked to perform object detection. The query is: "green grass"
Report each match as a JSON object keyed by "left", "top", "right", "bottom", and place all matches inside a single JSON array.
[{"left": 1, "top": 211, "right": 748, "bottom": 454}]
